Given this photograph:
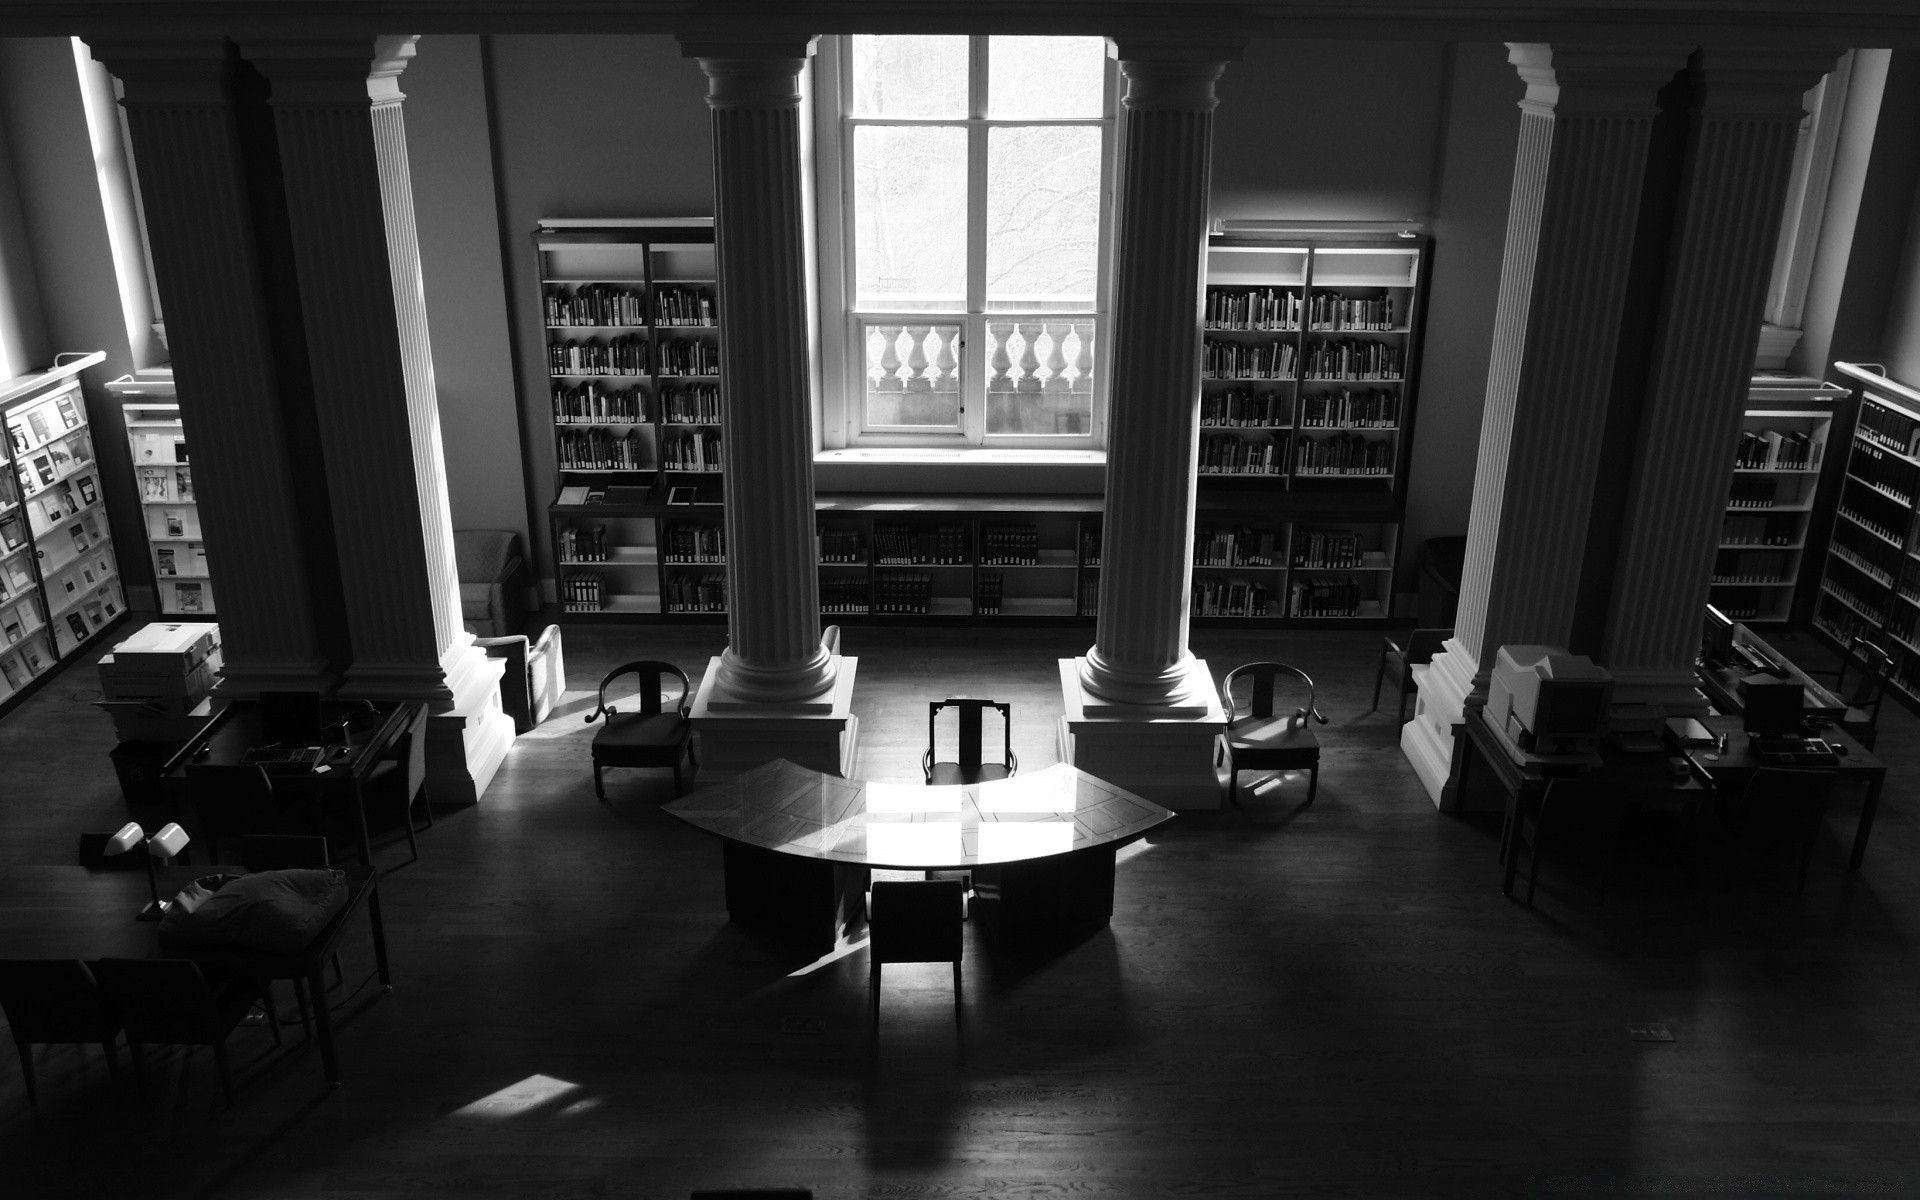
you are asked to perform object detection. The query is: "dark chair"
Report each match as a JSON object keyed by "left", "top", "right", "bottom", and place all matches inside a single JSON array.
[
  {"left": 1722, "top": 767, "right": 1838, "bottom": 895},
  {"left": 1824, "top": 636, "right": 1892, "bottom": 751},
  {"left": 476, "top": 625, "right": 567, "bottom": 734},
  {"left": 1372, "top": 627, "right": 1451, "bottom": 725},
  {"left": 0, "top": 959, "right": 123, "bottom": 1105},
  {"left": 868, "top": 879, "right": 964, "bottom": 1026},
  {"left": 364, "top": 703, "right": 432, "bottom": 864},
  {"left": 1508, "top": 778, "right": 1627, "bottom": 907},
  {"left": 1217, "top": 663, "right": 1328, "bottom": 806},
  {"left": 92, "top": 957, "right": 280, "bottom": 1105},
  {"left": 922, "top": 698, "right": 1016, "bottom": 786},
  {"left": 239, "top": 835, "right": 343, "bottom": 1032},
  {"left": 186, "top": 762, "right": 295, "bottom": 863},
  {"left": 586, "top": 661, "right": 696, "bottom": 798}
]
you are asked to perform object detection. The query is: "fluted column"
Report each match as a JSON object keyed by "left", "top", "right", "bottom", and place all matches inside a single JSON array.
[
  {"left": 682, "top": 37, "right": 834, "bottom": 704},
  {"left": 1600, "top": 48, "right": 1843, "bottom": 710},
  {"left": 1080, "top": 42, "right": 1241, "bottom": 708},
  {"left": 244, "top": 36, "right": 463, "bottom": 702},
  {"left": 90, "top": 40, "right": 334, "bottom": 695}
]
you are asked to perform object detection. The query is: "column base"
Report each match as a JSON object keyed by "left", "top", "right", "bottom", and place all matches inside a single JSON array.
[
  {"left": 1057, "top": 658, "right": 1227, "bottom": 810},
  {"left": 692, "top": 655, "right": 860, "bottom": 777},
  {"left": 1401, "top": 638, "right": 1479, "bottom": 811},
  {"left": 425, "top": 643, "right": 514, "bottom": 808}
]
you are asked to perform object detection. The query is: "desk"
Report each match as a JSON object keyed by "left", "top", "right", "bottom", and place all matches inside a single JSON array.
[
  {"left": 663, "top": 759, "right": 1175, "bottom": 954},
  {"left": 0, "top": 865, "right": 389, "bottom": 1085},
  {"left": 1697, "top": 626, "right": 1847, "bottom": 719},
  {"left": 1686, "top": 713, "right": 1888, "bottom": 871},
  {"left": 1456, "top": 711, "right": 1707, "bottom": 898},
  {"left": 159, "top": 700, "right": 410, "bottom": 866}
]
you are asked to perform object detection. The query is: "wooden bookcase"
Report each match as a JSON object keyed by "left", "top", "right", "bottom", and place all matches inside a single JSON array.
[
  {"left": 106, "top": 369, "right": 216, "bottom": 618},
  {"left": 1196, "top": 232, "right": 1428, "bottom": 622},
  {"left": 0, "top": 353, "right": 128, "bottom": 714},
  {"left": 1711, "top": 372, "right": 1843, "bottom": 624}
]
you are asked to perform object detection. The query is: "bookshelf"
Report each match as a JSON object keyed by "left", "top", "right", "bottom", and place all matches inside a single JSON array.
[
  {"left": 1711, "top": 372, "right": 1843, "bottom": 624},
  {"left": 1195, "top": 231, "right": 1429, "bottom": 622},
  {"left": 106, "top": 369, "right": 216, "bottom": 618},
  {"left": 0, "top": 353, "right": 127, "bottom": 714}
]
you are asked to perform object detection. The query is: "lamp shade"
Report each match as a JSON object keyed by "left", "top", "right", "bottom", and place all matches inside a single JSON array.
[
  {"left": 104, "top": 822, "right": 145, "bottom": 856},
  {"left": 146, "top": 822, "right": 190, "bottom": 859}
]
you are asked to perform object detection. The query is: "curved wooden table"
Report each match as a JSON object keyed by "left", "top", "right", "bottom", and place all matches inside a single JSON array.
[{"left": 664, "top": 759, "right": 1174, "bottom": 954}]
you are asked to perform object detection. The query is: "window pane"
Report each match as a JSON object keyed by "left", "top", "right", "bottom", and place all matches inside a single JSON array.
[
  {"left": 853, "top": 125, "right": 967, "bottom": 312},
  {"left": 865, "top": 322, "right": 963, "bottom": 428},
  {"left": 985, "top": 319, "right": 1094, "bottom": 436},
  {"left": 987, "top": 36, "right": 1105, "bottom": 118},
  {"left": 849, "top": 35, "right": 968, "bottom": 117},
  {"left": 986, "top": 126, "right": 1101, "bottom": 310}
]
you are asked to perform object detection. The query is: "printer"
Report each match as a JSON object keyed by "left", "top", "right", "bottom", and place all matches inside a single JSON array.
[{"left": 1486, "top": 645, "right": 1614, "bottom": 757}]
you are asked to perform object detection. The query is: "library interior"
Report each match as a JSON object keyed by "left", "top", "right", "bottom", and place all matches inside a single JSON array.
[{"left": 5, "top": 1, "right": 1920, "bottom": 1196}]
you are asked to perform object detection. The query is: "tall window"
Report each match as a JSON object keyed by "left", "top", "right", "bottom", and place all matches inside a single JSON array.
[{"left": 823, "top": 34, "right": 1113, "bottom": 447}]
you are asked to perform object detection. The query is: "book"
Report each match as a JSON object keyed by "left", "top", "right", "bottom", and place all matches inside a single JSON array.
[
  {"left": 65, "top": 612, "right": 88, "bottom": 642},
  {"left": 174, "top": 469, "right": 193, "bottom": 500},
  {"left": 77, "top": 476, "right": 97, "bottom": 506},
  {"left": 175, "top": 581, "right": 204, "bottom": 613},
  {"left": 557, "top": 485, "right": 591, "bottom": 505},
  {"left": 164, "top": 510, "right": 185, "bottom": 537},
  {"left": 156, "top": 548, "right": 176, "bottom": 576},
  {"left": 56, "top": 395, "right": 80, "bottom": 429}
]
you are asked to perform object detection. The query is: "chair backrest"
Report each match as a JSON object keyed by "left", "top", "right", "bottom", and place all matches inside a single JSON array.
[
  {"left": 395, "top": 702, "right": 431, "bottom": 796},
  {"left": 259, "top": 691, "right": 325, "bottom": 744},
  {"left": 869, "top": 880, "right": 964, "bottom": 965},
  {"left": 588, "top": 661, "right": 692, "bottom": 723},
  {"left": 1405, "top": 627, "right": 1452, "bottom": 664},
  {"left": 926, "top": 698, "right": 1012, "bottom": 773},
  {"left": 240, "top": 834, "right": 331, "bottom": 871},
  {"left": 1220, "top": 663, "right": 1327, "bottom": 727},
  {"left": 186, "top": 762, "right": 277, "bottom": 851},
  {"left": 0, "top": 959, "right": 118, "bottom": 1043},
  {"left": 1837, "top": 636, "right": 1892, "bottom": 715},
  {"left": 92, "top": 958, "right": 224, "bottom": 1045},
  {"left": 1740, "top": 767, "right": 1838, "bottom": 834}
]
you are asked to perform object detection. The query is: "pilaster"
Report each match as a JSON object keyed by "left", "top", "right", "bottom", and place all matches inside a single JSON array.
[{"left": 90, "top": 39, "right": 333, "bottom": 696}]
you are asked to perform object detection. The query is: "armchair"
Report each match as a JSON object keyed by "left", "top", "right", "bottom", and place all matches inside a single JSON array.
[
  {"left": 476, "top": 624, "right": 567, "bottom": 733},
  {"left": 454, "top": 529, "right": 529, "bottom": 639}
]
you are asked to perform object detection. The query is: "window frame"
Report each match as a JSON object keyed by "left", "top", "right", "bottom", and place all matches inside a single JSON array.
[{"left": 813, "top": 34, "right": 1116, "bottom": 451}]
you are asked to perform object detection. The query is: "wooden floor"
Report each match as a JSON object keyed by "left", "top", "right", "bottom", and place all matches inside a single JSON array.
[{"left": 3, "top": 619, "right": 1920, "bottom": 1198}]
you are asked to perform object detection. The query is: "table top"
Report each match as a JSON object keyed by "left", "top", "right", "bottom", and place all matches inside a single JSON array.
[
  {"left": 161, "top": 699, "right": 409, "bottom": 786},
  {"left": 1698, "top": 627, "right": 1848, "bottom": 718},
  {"left": 0, "top": 865, "right": 376, "bottom": 975},
  {"left": 1685, "top": 712, "right": 1885, "bottom": 778},
  {"left": 1464, "top": 708, "right": 1708, "bottom": 797},
  {"left": 662, "top": 759, "right": 1175, "bottom": 870}
]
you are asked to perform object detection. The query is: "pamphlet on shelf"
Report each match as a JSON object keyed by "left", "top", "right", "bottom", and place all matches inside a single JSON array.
[
  {"left": 667, "top": 486, "right": 695, "bottom": 506},
  {"left": 557, "top": 485, "right": 590, "bottom": 505}
]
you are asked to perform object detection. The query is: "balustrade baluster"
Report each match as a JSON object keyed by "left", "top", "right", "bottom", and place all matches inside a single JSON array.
[
  {"left": 935, "top": 327, "right": 958, "bottom": 391},
  {"left": 1043, "top": 323, "right": 1070, "bottom": 391},
  {"left": 989, "top": 324, "right": 1014, "bottom": 391},
  {"left": 904, "top": 325, "right": 932, "bottom": 391},
  {"left": 1016, "top": 322, "right": 1043, "bottom": 392},
  {"left": 877, "top": 326, "right": 904, "bottom": 392},
  {"left": 1071, "top": 322, "right": 1095, "bottom": 392}
]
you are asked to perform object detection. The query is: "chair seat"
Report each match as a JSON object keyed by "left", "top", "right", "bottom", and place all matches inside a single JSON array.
[
  {"left": 926, "top": 762, "right": 1013, "bottom": 787},
  {"left": 593, "top": 712, "right": 691, "bottom": 761},
  {"left": 1223, "top": 716, "right": 1319, "bottom": 768}
]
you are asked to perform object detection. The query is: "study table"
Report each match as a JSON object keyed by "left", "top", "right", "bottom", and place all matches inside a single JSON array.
[
  {"left": 158, "top": 699, "right": 411, "bottom": 866},
  {"left": 663, "top": 759, "right": 1175, "bottom": 954},
  {"left": 0, "top": 864, "right": 389, "bottom": 1085},
  {"left": 1696, "top": 625, "right": 1848, "bottom": 719},
  {"left": 1687, "top": 712, "right": 1887, "bottom": 871}
]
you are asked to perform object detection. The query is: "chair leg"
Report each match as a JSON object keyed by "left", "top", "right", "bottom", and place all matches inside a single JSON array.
[
  {"left": 15, "top": 1040, "right": 34, "bottom": 1106},
  {"left": 1371, "top": 651, "right": 1386, "bottom": 712},
  {"left": 1397, "top": 683, "right": 1412, "bottom": 726},
  {"left": 952, "top": 960, "right": 962, "bottom": 1026},
  {"left": 293, "top": 978, "right": 313, "bottom": 1041},
  {"left": 402, "top": 803, "right": 421, "bottom": 865},
  {"left": 870, "top": 960, "right": 882, "bottom": 1027},
  {"left": 129, "top": 1040, "right": 146, "bottom": 1100},
  {"left": 1306, "top": 765, "right": 1318, "bottom": 806},
  {"left": 1524, "top": 836, "right": 1543, "bottom": 907},
  {"left": 594, "top": 762, "right": 605, "bottom": 801},
  {"left": 261, "top": 982, "right": 283, "bottom": 1049},
  {"left": 672, "top": 764, "right": 684, "bottom": 797},
  {"left": 1226, "top": 769, "right": 1238, "bottom": 808},
  {"left": 101, "top": 1037, "right": 121, "bottom": 1097},
  {"left": 212, "top": 1039, "right": 234, "bottom": 1106},
  {"left": 331, "top": 952, "right": 345, "bottom": 990}
]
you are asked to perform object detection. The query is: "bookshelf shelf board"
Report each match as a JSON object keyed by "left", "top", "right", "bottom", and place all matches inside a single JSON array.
[
  {"left": 1820, "top": 582, "right": 1886, "bottom": 623},
  {"left": 549, "top": 372, "right": 650, "bottom": 380},
  {"left": 1204, "top": 324, "right": 1301, "bottom": 334},
  {"left": 1732, "top": 467, "right": 1821, "bottom": 475},
  {"left": 1302, "top": 376, "right": 1404, "bottom": 384},
  {"left": 999, "top": 597, "right": 1076, "bottom": 616},
  {"left": 152, "top": 572, "right": 208, "bottom": 581},
  {"left": 1203, "top": 375, "right": 1297, "bottom": 383},
  {"left": 46, "top": 581, "right": 114, "bottom": 624},
  {"left": 1854, "top": 432, "right": 1920, "bottom": 468},
  {"left": 818, "top": 559, "right": 867, "bottom": 568},
  {"left": 661, "top": 421, "right": 723, "bottom": 428},
  {"left": 662, "top": 467, "right": 724, "bottom": 475},
  {"left": 1730, "top": 499, "right": 1815, "bottom": 513},
  {"left": 1844, "top": 474, "right": 1915, "bottom": 507},
  {"left": 544, "top": 323, "right": 648, "bottom": 331},
  {"left": 0, "top": 544, "right": 33, "bottom": 565},
  {"left": 1711, "top": 578, "right": 1794, "bottom": 587},
  {"left": 1194, "top": 563, "right": 1284, "bottom": 571},
  {"left": 1201, "top": 470, "right": 1286, "bottom": 479},
  {"left": 555, "top": 418, "right": 650, "bottom": 426},
  {"left": 1306, "top": 326, "right": 1410, "bottom": 335},
  {"left": 1836, "top": 510, "right": 1904, "bottom": 547},
  {"left": 543, "top": 277, "right": 649, "bottom": 284},
  {"left": 656, "top": 373, "right": 723, "bottom": 381},
  {"left": 1721, "top": 540, "right": 1806, "bottom": 551},
  {"left": 1298, "top": 424, "right": 1399, "bottom": 432},
  {"left": 1200, "top": 423, "right": 1292, "bottom": 431},
  {"left": 123, "top": 419, "right": 182, "bottom": 429}
]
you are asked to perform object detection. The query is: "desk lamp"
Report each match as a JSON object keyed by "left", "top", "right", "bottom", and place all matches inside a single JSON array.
[{"left": 104, "top": 821, "right": 192, "bottom": 921}]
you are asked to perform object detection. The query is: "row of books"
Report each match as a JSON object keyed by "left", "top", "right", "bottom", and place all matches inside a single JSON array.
[
  {"left": 562, "top": 572, "right": 606, "bottom": 612},
  {"left": 1711, "top": 549, "right": 1793, "bottom": 585},
  {"left": 665, "top": 571, "right": 727, "bottom": 612},
  {"left": 871, "top": 571, "right": 932, "bottom": 614},
  {"left": 1838, "top": 503, "right": 1903, "bottom": 544},
  {"left": 663, "top": 430, "right": 723, "bottom": 472},
  {"left": 1721, "top": 512, "right": 1800, "bottom": 545},
  {"left": 655, "top": 285, "right": 717, "bottom": 327},
  {"left": 1848, "top": 445, "right": 1916, "bottom": 507},
  {"left": 558, "top": 523, "right": 610, "bottom": 563},
  {"left": 1730, "top": 477, "right": 1782, "bottom": 509},
  {"left": 1193, "top": 578, "right": 1270, "bottom": 617},
  {"left": 820, "top": 576, "right": 869, "bottom": 614},
  {"left": 663, "top": 383, "right": 721, "bottom": 424},
  {"left": 1290, "top": 576, "right": 1367, "bottom": 618},
  {"left": 1735, "top": 429, "right": 1820, "bottom": 470},
  {"left": 1900, "top": 556, "right": 1920, "bottom": 604},
  {"left": 1081, "top": 528, "right": 1101, "bottom": 567},
  {"left": 548, "top": 335, "right": 648, "bottom": 377},
  {"left": 1301, "top": 338, "right": 1402, "bottom": 381},
  {"left": 976, "top": 572, "right": 1004, "bottom": 615},
  {"left": 137, "top": 467, "right": 190, "bottom": 503},
  {"left": 544, "top": 283, "right": 646, "bottom": 328},
  {"left": 1296, "top": 432, "right": 1394, "bottom": 475},
  {"left": 980, "top": 523, "right": 1040, "bottom": 565},
  {"left": 557, "top": 428, "right": 647, "bottom": 471},
  {"left": 15, "top": 426, "right": 93, "bottom": 497},
  {"left": 1716, "top": 590, "right": 1765, "bottom": 622},
  {"left": 552, "top": 382, "right": 649, "bottom": 425},
  {"left": 1299, "top": 387, "right": 1398, "bottom": 429},
  {"left": 818, "top": 524, "right": 863, "bottom": 563},
  {"left": 1203, "top": 287, "right": 1300, "bottom": 331},
  {"left": 1202, "top": 338, "right": 1297, "bottom": 381},
  {"left": 1307, "top": 293, "right": 1397, "bottom": 332},
  {"left": 665, "top": 522, "right": 725, "bottom": 563},
  {"left": 1820, "top": 576, "right": 1884, "bottom": 624},
  {"left": 1194, "top": 527, "right": 1279, "bottom": 568},
  {"left": 1200, "top": 388, "right": 1289, "bottom": 428},
  {"left": 875, "top": 522, "right": 970, "bottom": 565},
  {"left": 1833, "top": 523, "right": 1898, "bottom": 576},
  {"left": 153, "top": 542, "right": 208, "bottom": 577},
  {"left": 1292, "top": 528, "right": 1366, "bottom": 569},
  {"left": 658, "top": 337, "right": 721, "bottom": 377},
  {"left": 1078, "top": 576, "right": 1098, "bottom": 617},
  {"left": 1826, "top": 541, "right": 1892, "bottom": 587},
  {"left": 5, "top": 391, "right": 84, "bottom": 457},
  {"left": 1857, "top": 398, "right": 1920, "bottom": 458},
  {"left": 1199, "top": 433, "right": 1283, "bottom": 475}
]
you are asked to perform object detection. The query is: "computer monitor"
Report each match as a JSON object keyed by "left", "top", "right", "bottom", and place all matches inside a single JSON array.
[
  {"left": 1701, "top": 604, "right": 1736, "bottom": 667},
  {"left": 258, "top": 690, "right": 324, "bottom": 745},
  {"left": 1739, "top": 676, "right": 1804, "bottom": 736}
]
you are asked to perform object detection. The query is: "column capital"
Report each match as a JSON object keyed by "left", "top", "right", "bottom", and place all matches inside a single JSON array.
[
  {"left": 1110, "top": 40, "right": 1241, "bottom": 112},
  {"left": 1694, "top": 46, "right": 1846, "bottom": 119},
  {"left": 88, "top": 38, "right": 236, "bottom": 105},
  {"left": 680, "top": 35, "right": 817, "bottom": 108},
  {"left": 241, "top": 35, "right": 417, "bottom": 106},
  {"left": 1506, "top": 43, "right": 1691, "bottom": 119}
]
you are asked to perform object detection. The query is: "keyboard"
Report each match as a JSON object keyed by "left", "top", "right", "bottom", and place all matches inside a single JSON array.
[
  {"left": 239, "top": 745, "right": 325, "bottom": 773},
  {"left": 1750, "top": 736, "right": 1839, "bottom": 766}
]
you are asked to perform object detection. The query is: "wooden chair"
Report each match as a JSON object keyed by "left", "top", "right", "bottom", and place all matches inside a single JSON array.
[
  {"left": 868, "top": 879, "right": 965, "bottom": 1026},
  {"left": 0, "top": 959, "right": 123, "bottom": 1105},
  {"left": 1217, "top": 663, "right": 1328, "bottom": 806},
  {"left": 1508, "top": 778, "right": 1628, "bottom": 907},
  {"left": 1824, "top": 636, "right": 1892, "bottom": 751},
  {"left": 365, "top": 703, "right": 432, "bottom": 864},
  {"left": 1723, "top": 767, "right": 1838, "bottom": 895},
  {"left": 239, "top": 835, "right": 343, "bottom": 1035},
  {"left": 92, "top": 957, "right": 280, "bottom": 1105},
  {"left": 1373, "top": 627, "right": 1451, "bottom": 725},
  {"left": 922, "top": 698, "right": 1016, "bottom": 785},
  {"left": 587, "top": 661, "right": 696, "bottom": 798}
]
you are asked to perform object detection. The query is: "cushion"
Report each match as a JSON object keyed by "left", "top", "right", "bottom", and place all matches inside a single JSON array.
[
  {"left": 453, "top": 530, "right": 518, "bottom": 585},
  {"left": 460, "top": 581, "right": 493, "bottom": 620},
  {"left": 158, "top": 868, "right": 349, "bottom": 954}
]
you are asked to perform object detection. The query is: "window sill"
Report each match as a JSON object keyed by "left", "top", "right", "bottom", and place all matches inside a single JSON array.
[{"left": 813, "top": 447, "right": 1107, "bottom": 494}]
